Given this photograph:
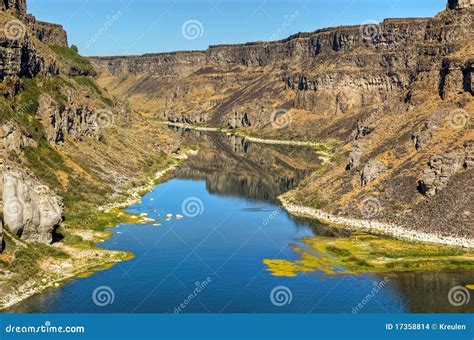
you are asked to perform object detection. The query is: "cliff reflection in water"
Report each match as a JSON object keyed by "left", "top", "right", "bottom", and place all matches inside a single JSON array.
[{"left": 170, "top": 128, "right": 321, "bottom": 203}]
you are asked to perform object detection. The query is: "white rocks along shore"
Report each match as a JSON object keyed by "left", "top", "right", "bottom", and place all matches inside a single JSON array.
[{"left": 279, "top": 198, "right": 474, "bottom": 249}]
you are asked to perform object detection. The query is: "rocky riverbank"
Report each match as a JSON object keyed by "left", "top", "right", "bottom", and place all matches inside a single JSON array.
[
  {"left": 0, "top": 153, "right": 189, "bottom": 311},
  {"left": 279, "top": 195, "right": 474, "bottom": 249}
]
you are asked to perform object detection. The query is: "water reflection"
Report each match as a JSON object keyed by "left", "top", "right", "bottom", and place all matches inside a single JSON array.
[{"left": 170, "top": 128, "right": 320, "bottom": 203}]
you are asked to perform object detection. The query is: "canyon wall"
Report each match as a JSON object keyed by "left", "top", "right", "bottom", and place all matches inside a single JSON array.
[
  {"left": 92, "top": 2, "right": 473, "bottom": 241},
  {"left": 92, "top": 6, "right": 473, "bottom": 121},
  {"left": 26, "top": 15, "right": 68, "bottom": 47}
]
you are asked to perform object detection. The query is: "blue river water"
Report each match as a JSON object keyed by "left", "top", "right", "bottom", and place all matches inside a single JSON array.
[{"left": 7, "top": 132, "right": 474, "bottom": 313}]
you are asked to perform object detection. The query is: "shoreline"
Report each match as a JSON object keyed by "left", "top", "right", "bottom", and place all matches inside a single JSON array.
[
  {"left": 99, "top": 158, "right": 184, "bottom": 212},
  {"left": 1, "top": 157, "right": 186, "bottom": 311},
  {"left": 163, "top": 122, "right": 327, "bottom": 148},
  {"left": 4, "top": 133, "right": 471, "bottom": 310},
  {"left": 279, "top": 197, "right": 474, "bottom": 249}
]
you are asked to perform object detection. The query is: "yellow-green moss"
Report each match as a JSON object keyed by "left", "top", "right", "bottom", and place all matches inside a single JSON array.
[{"left": 264, "top": 232, "right": 474, "bottom": 277}]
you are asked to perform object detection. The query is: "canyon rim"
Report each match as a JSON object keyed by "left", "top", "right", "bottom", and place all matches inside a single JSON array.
[{"left": 0, "top": 0, "right": 473, "bottom": 311}]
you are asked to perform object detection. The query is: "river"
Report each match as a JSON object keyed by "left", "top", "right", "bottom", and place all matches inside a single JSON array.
[{"left": 7, "top": 131, "right": 474, "bottom": 313}]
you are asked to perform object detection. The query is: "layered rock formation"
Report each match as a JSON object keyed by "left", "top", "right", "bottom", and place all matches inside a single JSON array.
[
  {"left": 92, "top": 1, "right": 473, "bottom": 240},
  {"left": 26, "top": 15, "right": 68, "bottom": 47},
  {"left": 36, "top": 93, "right": 102, "bottom": 143},
  {"left": 92, "top": 5, "right": 473, "bottom": 124}
]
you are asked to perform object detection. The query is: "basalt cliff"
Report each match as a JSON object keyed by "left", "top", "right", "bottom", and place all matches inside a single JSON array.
[
  {"left": 92, "top": 1, "right": 473, "bottom": 241},
  {"left": 0, "top": 0, "right": 473, "bottom": 310},
  {"left": 0, "top": 0, "right": 178, "bottom": 307}
]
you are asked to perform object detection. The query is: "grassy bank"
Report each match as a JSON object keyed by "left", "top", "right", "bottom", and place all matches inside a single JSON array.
[{"left": 264, "top": 231, "right": 474, "bottom": 277}]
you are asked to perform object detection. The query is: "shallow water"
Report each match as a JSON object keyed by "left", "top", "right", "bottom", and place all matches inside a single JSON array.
[{"left": 7, "top": 132, "right": 474, "bottom": 313}]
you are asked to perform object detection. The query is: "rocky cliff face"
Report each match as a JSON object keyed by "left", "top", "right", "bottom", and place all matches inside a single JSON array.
[
  {"left": 0, "top": 0, "right": 26, "bottom": 16},
  {"left": 0, "top": 0, "right": 180, "bottom": 252},
  {"left": 92, "top": 2, "right": 473, "bottom": 241},
  {"left": 92, "top": 6, "right": 473, "bottom": 123},
  {"left": 25, "top": 15, "right": 68, "bottom": 47}
]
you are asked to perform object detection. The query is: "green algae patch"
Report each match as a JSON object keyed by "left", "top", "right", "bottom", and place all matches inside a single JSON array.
[{"left": 263, "top": 232, "right": 474, "bottom": 277}]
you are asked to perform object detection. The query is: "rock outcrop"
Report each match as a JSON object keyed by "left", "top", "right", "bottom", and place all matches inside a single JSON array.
[
  {"left": 418, "top": 153, "right": 466, "bottom": 196},
  {"left": 1, "top": 123, "right": 37, "bottom": 153},
  {"left": 447, "top": 0, "right": 474, "bottom": 10},
  {"left": 25, "top": 15, "right": 68, "bottom": 47},
  {"left": 0, "top": 0, "right": 64, "bottom": 80},
  {"left": 0, "top": 0, "right": 26, "bottom": 16},
  {"left": 1, "top": 170, "right": 63, "bottom": 244},
  {"left": 36, "top": 94, "right": 102, "bottom": 143},
  {"left": 360, "top": 159, "right": 387, "bottom": 186},
  {"left": 91, "top": 3, "right": 473, "bottom": 126}
]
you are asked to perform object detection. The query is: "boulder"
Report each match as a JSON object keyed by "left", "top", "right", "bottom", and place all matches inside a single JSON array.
[
  {"left": 418, "top": 153, "right": 464, "bottom": 196},
  {"left": 360, "top": 159, "right": 387, "bottom": 186},
  {"left": 1, "top": 123, "right": 37, "bottom": 153},
  {"left": 2, "top": 171, "right": 63, "bottom": 244}
]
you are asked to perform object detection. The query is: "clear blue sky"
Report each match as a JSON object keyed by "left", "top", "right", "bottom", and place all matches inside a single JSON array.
[{"left": 27, "top": 0, "right": 447, "bottom": 56}]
